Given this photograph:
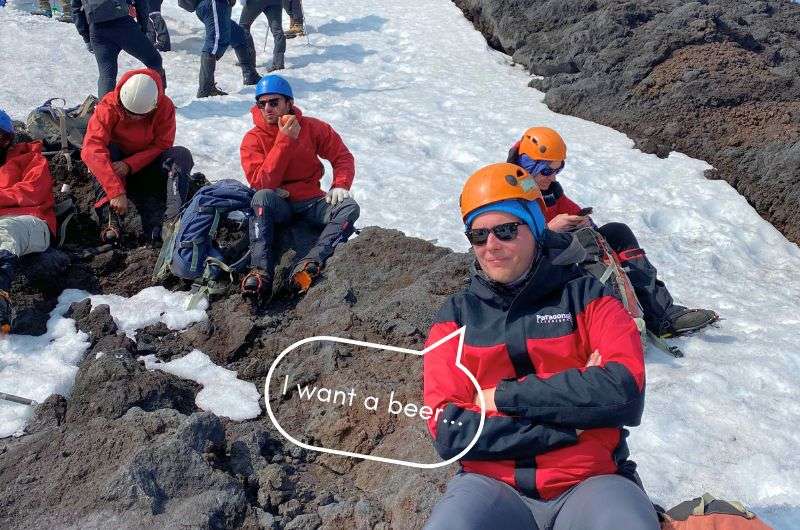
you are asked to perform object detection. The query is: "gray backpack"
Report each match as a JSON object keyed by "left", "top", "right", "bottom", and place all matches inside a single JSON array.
[{"left": 26, "top": 96, "right": 97, "bottom": 170}]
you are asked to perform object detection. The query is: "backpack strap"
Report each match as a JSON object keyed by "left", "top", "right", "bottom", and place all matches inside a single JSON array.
[{"left": 187, "top": 256, "right": 236, "bottom": 310}]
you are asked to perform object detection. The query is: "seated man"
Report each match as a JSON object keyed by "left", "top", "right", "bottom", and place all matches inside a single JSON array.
[
  {"left": 239, "top": 75, "right": 359, "bottom": 297},
  {"left": 423, "top": 162, "right": 659, "bottom": 530},
  {"left": 507, "top": 126, "right": 718, "bottom": 338},
  {"left": 82, "top": 68, "right": 193, "bottom": 244},
  {"left": 0, "top": 109, "right": 57, "bottom": 333}
]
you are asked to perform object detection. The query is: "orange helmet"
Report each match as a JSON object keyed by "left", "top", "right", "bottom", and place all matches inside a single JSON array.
[
  {"left": 460, "top": 162, "right": 547, "bottom": 222},
  {"left": 518, "top": 127, "right": 567, "bottom": 161}
]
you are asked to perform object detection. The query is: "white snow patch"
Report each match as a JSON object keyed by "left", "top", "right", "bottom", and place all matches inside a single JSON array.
[{"left": 142, "top": 350, "right": 261, "bottom": 421}]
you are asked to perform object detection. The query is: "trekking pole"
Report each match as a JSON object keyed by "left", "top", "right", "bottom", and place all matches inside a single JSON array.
[{"left": 0, "top": 392, "right": 38, "bottom": 406}]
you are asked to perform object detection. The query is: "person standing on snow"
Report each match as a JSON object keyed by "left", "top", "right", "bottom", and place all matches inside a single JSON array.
[
  {"left": 238, "top": 0, "right": 287, "bottom": 76},
  {"left": 71, "top": 0, "right": 165, "bottom": 97},
  {"left": 282, "top": 0, "right": 304, "bottom": 38},
  {"left": 0, "top": 110, "right": 57, "bottom": 334},
  {"left": 81, "top": 69, "right": 194, "bottom": 245},
  {"left": 507, "top": 126, "right": 719, "bottom": 338},
  {"left": 195, "top": 0, "right": 260, "bottom": 97},
  {"left": 239, "top": 75, "right": 358, "bottom": 298},
  {"left": 423, "top": 162, "right": 659, "bottom": 530}
]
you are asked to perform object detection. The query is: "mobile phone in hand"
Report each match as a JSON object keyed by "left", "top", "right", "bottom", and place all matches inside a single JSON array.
[{"left": 578, "top": 207, "right": 593, "bottom": 216}]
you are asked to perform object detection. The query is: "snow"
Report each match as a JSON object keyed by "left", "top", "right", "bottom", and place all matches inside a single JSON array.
[
  {"left": 1, "top": 0, "right": 799, "bottom": 526},
  {"left": 142, "top": 350, "right": 261, "bottom": 421},
  {"left": 0, "top": 288, "right": 206, "bottom": 437}
]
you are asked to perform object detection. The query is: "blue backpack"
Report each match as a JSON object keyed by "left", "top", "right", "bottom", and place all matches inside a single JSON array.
[{"left": 152, "top": 180, "right": 254, "bottom": 306}]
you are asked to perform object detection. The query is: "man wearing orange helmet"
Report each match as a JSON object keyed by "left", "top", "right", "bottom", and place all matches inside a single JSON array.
[
  {"left": 507, "top": 127, "right": 718, "bottom": 338},
  {"left": 423, "top": 163, "right": 658, "bottom": 530}
]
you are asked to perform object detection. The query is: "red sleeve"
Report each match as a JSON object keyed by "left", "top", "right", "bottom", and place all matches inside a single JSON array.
[
  {"left": 0, "top": 150, "right": 54, "bottom": 208},
  {"left": 81, "top": 106, "right": 125, "bottom": 199},
  {"left": 315, "top": 121, "right": 354, "bottom": 190},
  {"left": 424, "top": 319, "right": 578, "bottom": 461},
  {"left": 240, "top": 130, "right": 295, "bottom": 190},
  {"left": 495, "top": 294, "right": 645, "bottom": 429},
  {"left": 122, "top": 102, "right": 176, "bottom": 174}
]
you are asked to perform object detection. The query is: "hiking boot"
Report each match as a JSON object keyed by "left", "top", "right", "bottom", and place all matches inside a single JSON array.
[
  {"left": 267, "top": 63, "right": 285, "bottom": 73},
  {"left": 97, "top": 205, "right": 123, "bottom": 245},
  {"left": 0, "top": 290, "right": 13, "bottom": 335},
  {"left": 197, "top": 52, "right": 228, "bottom": 98},
  {"left": 241, "top": 269, "right": 273, "bottom": 299},
  {"left": 285, "top": 21, "right": 305, "bottom": 38},
  {"left": 292, "top": 259, "right": 320, "bottom": 293},
  {"left": 662, "top": 308, "right": 719, "bottom": 337}
]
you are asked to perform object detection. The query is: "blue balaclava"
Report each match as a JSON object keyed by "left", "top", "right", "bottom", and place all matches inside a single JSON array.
[{"left": 465, "top": 198, "right": 547, "bottom": 242}]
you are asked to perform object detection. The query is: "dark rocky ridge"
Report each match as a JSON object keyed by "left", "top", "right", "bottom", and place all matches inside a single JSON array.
[
  {"left": 0, "top": 149, "right": 469, "bottom": 528},
  {"left": 452, "top": 0, "right": 800, "bottom": 245}
]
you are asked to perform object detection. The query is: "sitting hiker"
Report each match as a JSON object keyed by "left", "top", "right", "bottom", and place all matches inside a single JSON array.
[
  {"left": 507, "top": 126, "right": 718, "bottom": 338},
  {"left": 239, "top": 75, "right": 358, "bottom": 297},
  {"left": 82, "top": 69, "right": 193, "bottom": 244},
  {"left": 423, "top": 162, "right": 659, "bottom": 530},
  {"left": 0, "top": 110, "right": 57, "bottom": 333}
]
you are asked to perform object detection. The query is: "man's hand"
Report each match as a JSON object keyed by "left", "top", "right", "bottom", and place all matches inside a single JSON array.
[
  {"left": 586, "top": 349, "right": 602, "bottom": 367},
  {"left": 279, "top": 115, "right": 301, "bottom": 140},
  {"left": 548, "top": 213, "right": 586, "bottom": 232},
  {"left": 109, "top": 194, "right": 129, "bottom": 215},
  {"left": 326, "top": 188, "right": 351, "bottom": 206},
  {"left": 473, "top": 387, "right": 497, "bottom": 412},
  {"left": 112, "top": 161, "right": 131, "bottom": 178}
]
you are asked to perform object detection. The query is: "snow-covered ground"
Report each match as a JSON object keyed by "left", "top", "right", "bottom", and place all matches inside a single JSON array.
[{"left": 1, "top": 1, "right": 799, "bottom": 527}]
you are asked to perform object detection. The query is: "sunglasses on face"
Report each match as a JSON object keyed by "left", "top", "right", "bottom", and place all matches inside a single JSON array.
[
  {"left": 257, "top": 97, "right": 283, "bottom": 109},
  {"left": 530, "top": 159, "right": 564, "bottom": 177},
  {"left": 465, "top": 221, "right": 525, "bottom": 246}
]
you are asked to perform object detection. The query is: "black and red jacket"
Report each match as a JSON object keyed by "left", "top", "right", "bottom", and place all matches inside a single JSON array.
[{"left": 423, "top": 232, "right": 646, "bottom": 500}]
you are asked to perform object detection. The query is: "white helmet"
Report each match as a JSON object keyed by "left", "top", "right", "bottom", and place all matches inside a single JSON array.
[{"left": 119, "top": 73, "right": 159, "bottom": 115}]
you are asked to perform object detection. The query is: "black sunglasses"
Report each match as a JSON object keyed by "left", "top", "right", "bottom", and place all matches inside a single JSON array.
[
  {"left": 256, "top": 96, "right": 284, "bottom": 109},
  {"left": 465, "top": 222, "right": 525, "bottom": 246}
]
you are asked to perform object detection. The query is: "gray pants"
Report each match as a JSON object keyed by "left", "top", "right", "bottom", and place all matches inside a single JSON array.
[
  {"left": 239, "top": 1, "right": 285, "bottom": 69},
  {"left": 0, "top": 216, "right": 50, "bottom": 257},
  {"left": 249, "top": 190, "right": 359, "bottom": 272},
  {"left": 424, "top": 473, "right": 659, "bottom": 530},
  {"left": 282, "top": 0, "right": 303, "bottom": 23}
]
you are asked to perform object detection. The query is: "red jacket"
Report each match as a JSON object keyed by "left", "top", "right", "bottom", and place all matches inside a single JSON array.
[
  {"left": 424, "top": 233, "right": 645, "bottom": 500},
  {"left": 81, "top": 68, "right": 176, "bottom": 207},
  {"left": 240, "top": 106, "right": 355, "bottom": 201},
  {"left": 0, "top": 141, "right": 56, "bottom": 234}
]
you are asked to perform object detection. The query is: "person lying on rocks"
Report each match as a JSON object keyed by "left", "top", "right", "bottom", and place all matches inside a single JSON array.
[
  {"left": 423, "top": 162, "right": 659, "bottom": 530},
  {"left": 0, "top": 109, "right": 57, "bottom": 334},
  {"left": 82, "top": 68, "right": 194, "bottom": 246},
  {"left": 239, "top": 74, "right": 359, "bottom": 298},
  {"left": 506, "top": 126, "right": 718, "bottom": 339}
]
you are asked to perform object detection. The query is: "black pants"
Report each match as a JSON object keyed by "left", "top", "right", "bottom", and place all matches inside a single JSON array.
[
  {"left": 597, "top": 222, "right": 683, "bottom": 335},
  {"left": 239, "top": 1, "right": 286, "bottom": 68},
  {"left": 90, "top": 17, "right": 163, "bottom": 97},
  {"left": 93, "top": 145, "right": 193, "bottom": 236}
]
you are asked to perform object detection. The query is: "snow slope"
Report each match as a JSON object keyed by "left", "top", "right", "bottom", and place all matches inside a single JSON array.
[{"left": 1, "top": 1, "right": 799, "bottom": 527}]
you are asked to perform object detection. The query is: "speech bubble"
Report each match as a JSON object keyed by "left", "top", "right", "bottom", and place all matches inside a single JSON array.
[{"left": 264, "top": 326, "right": 485, "bottom": 468}]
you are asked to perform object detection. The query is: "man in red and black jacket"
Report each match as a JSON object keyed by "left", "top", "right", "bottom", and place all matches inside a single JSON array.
[
  {"left": 507, "top": 126, "right": 718, "bottom": 338},
  {"left": 82, "top": 68, "right": 194, "bottom": 244},
  {"left": 0, "top": 109, "right": 57, "bottom": 333},
  {"left": 239, "top": 74, "right": 358, "bottom": 297},
  {"left": 423, "top": 163, "right": 659, "bottom": 530}
]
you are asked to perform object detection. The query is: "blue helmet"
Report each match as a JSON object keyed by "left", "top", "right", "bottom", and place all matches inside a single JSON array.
[
  {"left": 0, "top": 109, "right": 13, "bottom": 135},
  {"left": 255, "top": 75, "right": 293, "bottom": 100}
]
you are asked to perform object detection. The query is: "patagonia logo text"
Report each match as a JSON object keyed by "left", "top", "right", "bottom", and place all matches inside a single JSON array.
[{"left": 536, "top": 313, "right": 573, "bottom": 324}]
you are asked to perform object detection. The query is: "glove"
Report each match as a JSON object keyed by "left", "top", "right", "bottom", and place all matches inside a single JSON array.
[{"left": 326, "top": 188, "right": 351, "bottom": 206}]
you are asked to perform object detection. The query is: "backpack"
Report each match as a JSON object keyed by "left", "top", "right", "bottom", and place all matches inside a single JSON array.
[
  {"left": 573, "top": 227, "right": 683, "bottom": 357},
  {"left": 26, "top": 96, "right": 97, "bottom": 171},
  {"left": 659, "top": 494, "right": 773, "bottom": 529},
  {"left": 152, "top": 179, "right": 254, "bottom": 308}
]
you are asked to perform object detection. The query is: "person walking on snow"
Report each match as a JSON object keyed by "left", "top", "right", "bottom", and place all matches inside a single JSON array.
[
  {"left": 195, "top": 0, "right": 260, "bottom": 97},
  {"left": 507, "top": 126, "right": 719, "bottom": 338},
  {"left": 282, "top": 0, "right": 304, "bottom": 38},
  {"left": 81, "top": 69, "right": 194, "bottom": 245},
  {"left": 71, "top": 0, "right": 165, "bottom": 97},
  {"left": 239, "top": 75, "right": 358, "bottom": 298},
  {"left": 0, "top": 110, "right": 57, "bottom": 334},
  {"left": 423, "top": 162, "right": 659, "bottom": 530},
  {"left": 238, "top": 0, "right": 286, "bottom": 76}
]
